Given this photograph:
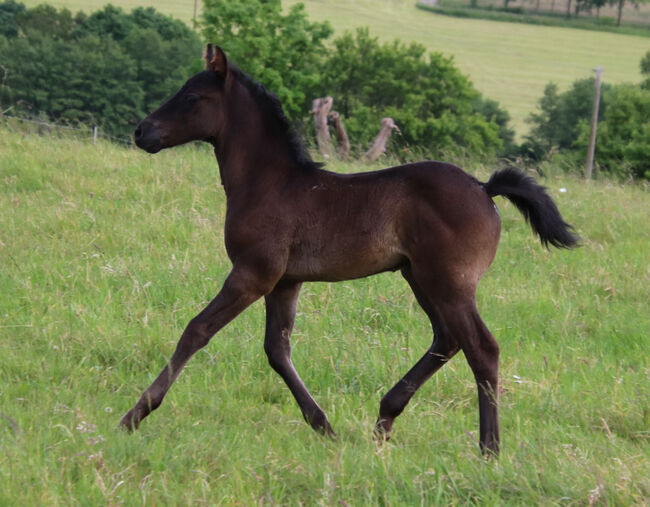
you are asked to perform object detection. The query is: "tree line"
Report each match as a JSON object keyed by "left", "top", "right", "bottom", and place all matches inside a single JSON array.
[
  {"left": 0, "top": 0, "right": 514, "bottom": 158},
  {"left": 0, "top": 1, "right": 203, "bottom": 139},
  {"left": 0, "top": 0, "right": 648, "bottom": 178},
  {"left": 455, "top": 0, "right": 649, "bottom": 27}
]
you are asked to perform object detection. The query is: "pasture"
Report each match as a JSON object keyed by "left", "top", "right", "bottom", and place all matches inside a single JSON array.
[
  {"left": 1, "top": 126, "right": 648, "bottom": 504},
  {"left": 18, "top": 0, "right": 650, "bottom": 136}
]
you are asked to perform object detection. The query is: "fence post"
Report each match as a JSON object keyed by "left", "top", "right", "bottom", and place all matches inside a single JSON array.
[
  {"left": 585, "top": 66, "right": 603, "bottom": 180},
  {"left": 93, "top": 125, "right": 98, "bottom": 145}
]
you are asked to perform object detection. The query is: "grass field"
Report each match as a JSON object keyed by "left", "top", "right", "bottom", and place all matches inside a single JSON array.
[
  {"left": 1, "top": 126, "right": 648, "bottom": 504},
  {"left": 19, "top": 0, "right": 649, "bottom": 137}
]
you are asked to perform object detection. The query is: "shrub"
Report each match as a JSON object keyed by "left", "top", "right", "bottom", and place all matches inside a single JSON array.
[
  {"left": 522, "top": 78, "right": 610, "bottom": 160},
  {"left": 319, "top": 28, "right": 506, "bottom": 157},
  {"left": 581, "top": 84, "right": 650, "bottom": 179},
  {"left": 200, "top": 0, "right": 333, "bottom": 123}
]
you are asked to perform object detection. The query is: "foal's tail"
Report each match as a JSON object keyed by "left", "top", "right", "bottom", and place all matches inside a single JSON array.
[{"left": 483, "top": 167, "right": 580, "bottom": 249}]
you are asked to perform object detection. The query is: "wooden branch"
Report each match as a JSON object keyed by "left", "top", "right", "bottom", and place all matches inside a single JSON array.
[
  {"left": 327, "top": 111, "right": 350, "bottom": 160},
  {"left": 365, "top": 117, "right": 399, "bottom": 162},
  {"left": 312, "top": 97, "right": 334, "bottom": 159}
]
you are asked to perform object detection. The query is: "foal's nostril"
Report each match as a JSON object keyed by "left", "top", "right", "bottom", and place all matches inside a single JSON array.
[{"left": 134, "top": 120, "right": 162, "bottom": 153}]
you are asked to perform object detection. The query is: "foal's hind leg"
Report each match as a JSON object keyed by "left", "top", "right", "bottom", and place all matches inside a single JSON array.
[
  {"left": 428, "top": 298, "right": 500, "bottom": 455},
  {"left": 264, "top": 281, "right": 334, "bottom": 436},
  {"left": 457, "top": 309, "right": 500, "bottom": 455},
  {"left": 374, "top": 268, "right": 459, "bottom": 440},
  {"left": 376, "top": 267, "right": 500, "bottom": 455}
]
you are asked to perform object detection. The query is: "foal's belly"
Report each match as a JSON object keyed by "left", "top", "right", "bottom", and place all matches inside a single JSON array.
[{"left": 284, "top": 235, "right": 405, "bottom": 282}]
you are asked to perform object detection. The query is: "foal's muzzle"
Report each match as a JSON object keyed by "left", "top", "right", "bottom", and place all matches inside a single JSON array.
[{"left": 134, "top": 120, "right": 162, "bottom": 153}]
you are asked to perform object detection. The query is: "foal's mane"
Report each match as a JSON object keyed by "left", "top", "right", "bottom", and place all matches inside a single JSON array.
[{"left": 230, "top": 65, "right": 324, "bottom": 172}]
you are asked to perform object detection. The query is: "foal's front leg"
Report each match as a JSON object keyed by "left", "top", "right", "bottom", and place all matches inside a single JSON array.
[
  {"left": 120, "top": 267, "right": 271, "bottom": 431},
  {"left": 264, "top": 281, "right": 334, "bottom": 436}
]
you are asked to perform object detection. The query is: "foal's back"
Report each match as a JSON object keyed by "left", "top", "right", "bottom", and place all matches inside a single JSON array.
[{"left": 281, "top": 161, "right": 501, "bottom": 286}]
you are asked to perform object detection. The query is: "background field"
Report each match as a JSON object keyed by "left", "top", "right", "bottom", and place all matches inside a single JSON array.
[
  {"left": 19, "top": 0, "right": 650, "bottom": 137},
  {"left": 1, "top": 127, "right": 648, "bottom": 504}
]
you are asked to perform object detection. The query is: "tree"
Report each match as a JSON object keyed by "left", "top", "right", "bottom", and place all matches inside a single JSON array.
[
  {"left": 14, "top": 3, "right": 76, "bottom": 40},
  {"left": 578, "top": 84, "right": 650, "bottom": 179},
  {"left": 607, "top": 0, "right": 649, "bottom": 26},
  {"left": 200, "top": 0, "right": 333, "bottom": 123},
  {"left": 0, "top": 1, "right": 202, "bottom": 137},
  {"left": 0, "top": 0, "right": 24, "bottom": 38},
  {"left": 319, "top": 28, "right": 505, "bottom": 157},
  {"left": 641, "top": 49, "right": 650, "bottom": 89},
  {"left": 523, "top": 78, "right": 610, "bottom": 159}
]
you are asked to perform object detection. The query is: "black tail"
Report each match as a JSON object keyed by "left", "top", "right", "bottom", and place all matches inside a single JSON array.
[{"left": 483, "top": 167, "right": 579, "bottom": 249}]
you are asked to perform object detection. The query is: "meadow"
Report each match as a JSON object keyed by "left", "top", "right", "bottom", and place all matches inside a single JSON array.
[
  {"left": 1, "top": 126, "right": 648, "bottom": 504},
  {"left": 18, "top": 0, "right": 650, "bottom": 136}
]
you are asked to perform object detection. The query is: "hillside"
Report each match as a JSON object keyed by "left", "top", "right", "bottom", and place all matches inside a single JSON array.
[{"left": 19, "top": 0, "right": 649, "bottom": 137}]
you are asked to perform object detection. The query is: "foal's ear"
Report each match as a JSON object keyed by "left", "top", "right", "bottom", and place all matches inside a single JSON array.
[{"left": 204, "top": 44, "right": 228, "bottom": 77}]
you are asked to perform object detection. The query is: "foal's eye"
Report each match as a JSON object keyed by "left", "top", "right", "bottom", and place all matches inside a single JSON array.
[{"left": 185, "top": 93, "right": 200, "bottom": 105}]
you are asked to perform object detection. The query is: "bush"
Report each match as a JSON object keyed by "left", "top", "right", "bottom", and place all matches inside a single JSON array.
[
  {"left": 318, "top": 28, "right": 506, "bottom": 157},
  {"left": 524, "top": 73, "right": 650, "bottom": 180},
  {"left": 200, "top": 0, "right": 333, "bottom": 123},
  {"left": 580, "top": 85, "right": 650, "bottom": 179},
  {"left": 199, "top": 1, "right": 511, "bottom": 159},
  {"left": 522, "top": 78, "right": 610, "bottom": 160}
]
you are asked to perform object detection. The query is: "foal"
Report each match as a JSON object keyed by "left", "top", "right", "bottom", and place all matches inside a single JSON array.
[{"left": 121, "top": 45, "right": 578, "bottom": 455}]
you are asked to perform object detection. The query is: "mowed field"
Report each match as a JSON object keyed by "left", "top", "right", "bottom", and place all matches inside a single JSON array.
[
  {"left": 1, "top": 127, "right": 648, "bottom": 504},
  {"left": 19, "top": 0, "right": 650, "bottom": 136}
]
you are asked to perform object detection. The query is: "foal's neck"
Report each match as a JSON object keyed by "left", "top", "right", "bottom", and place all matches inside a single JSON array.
[{"left": 212, "top": 82, "right": 305, "bottom": 197}]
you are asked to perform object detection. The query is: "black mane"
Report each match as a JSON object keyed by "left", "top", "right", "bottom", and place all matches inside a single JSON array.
[{"left": 230, "top": 65, "right": 324, "bottom": 171}]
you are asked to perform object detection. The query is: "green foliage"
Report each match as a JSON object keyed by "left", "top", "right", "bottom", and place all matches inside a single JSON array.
[
  {"left": 0, "top": 34, "right": 143, "bottom": 129},
  {"left": 199, "top": 2, "right": 510, "bottom": 158},
  {"left": 320, "top": 28, "right": 506, "bottom": 157},
  {"left": 641, "top": 49, "right": 650, "bottom": 89},
  {"left": 523, "top": 78, "right": 610, "bottom": 160},
  {"left": 14, "top": 3, "right": 76, "bottom": 40},
  {"left": 0, "top": 2, "right": 201, "bottom": 137},
  {"left": 581, "top": 84, "right": 650, "bottom": 179},
  {"left": 525, "top": 69, "right": 650, "bottom": 179},
  {"left": 200, "top": 0, "right": 333, "bottom": 122},
  {"left": 472, "top": 95, "right": 517, "bottom": 155},
  {"left": 0, "top": 0, "right": 23, "bottom": 38}
]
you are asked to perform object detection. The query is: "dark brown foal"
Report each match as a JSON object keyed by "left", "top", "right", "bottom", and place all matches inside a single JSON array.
[{"left": 120, "top": 44, "right": 578, "bottom": 455}]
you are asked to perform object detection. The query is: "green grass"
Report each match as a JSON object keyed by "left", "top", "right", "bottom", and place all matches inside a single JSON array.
[
  {"left": 20, "top": 0, "right": 649, "bottom": 138},
  {"left": 1, "top": 127, "right": 648, "bottom": 504}
]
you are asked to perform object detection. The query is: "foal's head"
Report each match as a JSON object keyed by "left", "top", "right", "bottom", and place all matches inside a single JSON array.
[{"left": 134, "top": 44, "right": 230, "bottom": 153}]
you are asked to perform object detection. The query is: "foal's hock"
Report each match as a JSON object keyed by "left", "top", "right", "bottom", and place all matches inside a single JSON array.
[{"left": 122, "top": 44, "right": 579, "bottom": 456}]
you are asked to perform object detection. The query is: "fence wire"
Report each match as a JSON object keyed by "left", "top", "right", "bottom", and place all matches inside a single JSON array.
[{"left": 0, "top": 114, "right": 134, "bottom": 146}]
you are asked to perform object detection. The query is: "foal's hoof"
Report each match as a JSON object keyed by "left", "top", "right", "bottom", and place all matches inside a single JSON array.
[
  {"left": 306, "top": 411, "right": 336, "bottom": 438},
  {"left": 320, "top": 422, "right": 337, "bottom": 439},
  {"left": 118, "top": 410, "right": 139, "bottom": 433},
  {"left": 373, "top": 418, "right": 393, "bottom": 443}
]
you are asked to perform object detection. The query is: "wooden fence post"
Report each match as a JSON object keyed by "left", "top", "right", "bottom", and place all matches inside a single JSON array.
[
  {"left": 327, "top": 111, "right": 350, "bottom": 160},
  {"left": 312, "top": 97, "right": 334, "bottom": 159},
  {"left": 585, "top": 66, "right": 602, "bottom": 180},
  {"left": 365, "top": 118, "right": 399, "bottom": 163}
]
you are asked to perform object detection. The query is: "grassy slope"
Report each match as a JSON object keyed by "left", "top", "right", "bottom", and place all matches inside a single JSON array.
[
  {"left": 1, "top": 128, "right": 648, "bottom": 504},
  {"left": 20, "top": 0, "right": 649, "bottom": 136}
]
